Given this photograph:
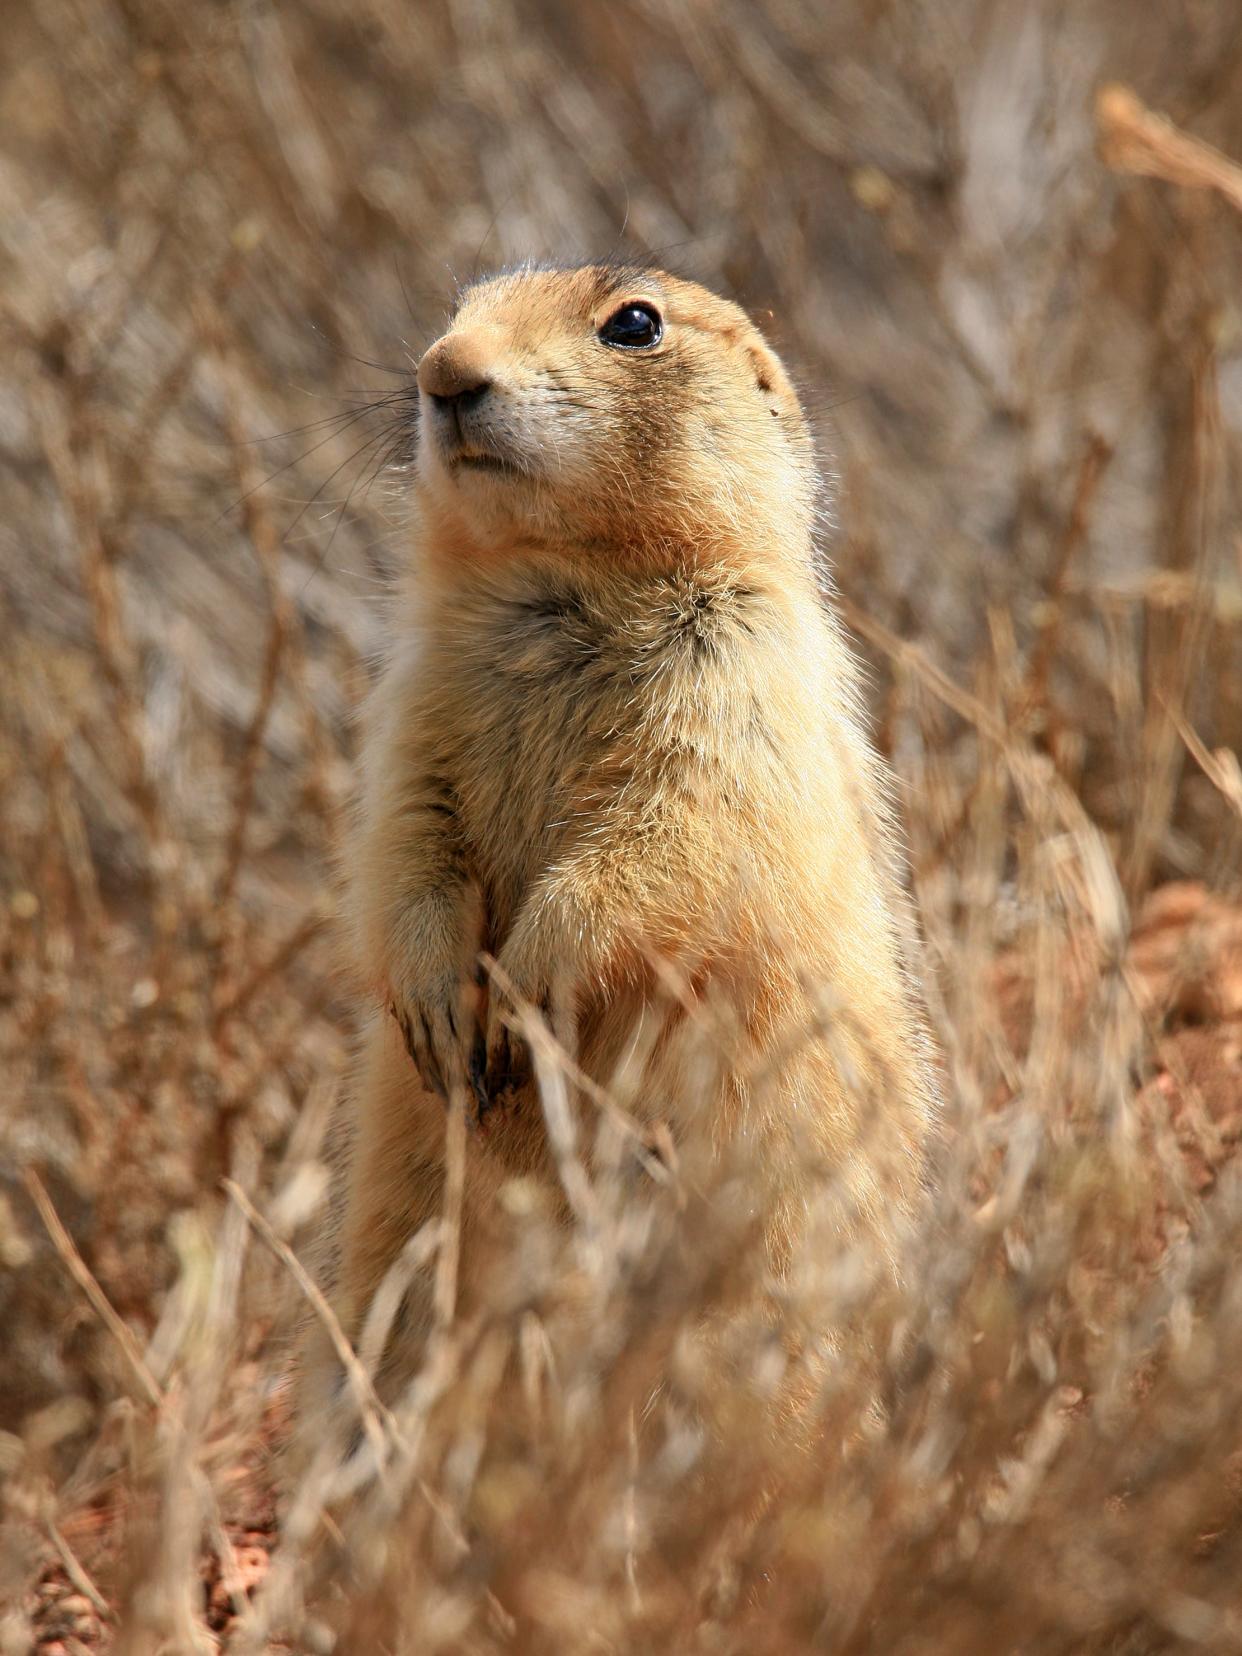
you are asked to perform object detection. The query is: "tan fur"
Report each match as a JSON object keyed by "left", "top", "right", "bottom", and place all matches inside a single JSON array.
[{"left": 321, "top": 263, "right": 936, "bottom": 1407}]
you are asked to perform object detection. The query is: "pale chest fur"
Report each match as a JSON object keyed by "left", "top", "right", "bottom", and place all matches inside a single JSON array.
[{"left": 411, "top": 564, "right": 828, "bottom": 939}]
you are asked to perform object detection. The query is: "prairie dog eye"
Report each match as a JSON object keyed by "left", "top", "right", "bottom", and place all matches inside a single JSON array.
[{"left": 598, "top": 302, "right": 663, "bottom": 350}]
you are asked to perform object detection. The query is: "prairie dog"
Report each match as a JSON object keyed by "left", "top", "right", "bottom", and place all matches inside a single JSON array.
[{"left": 331, "top": 263, "right": 935, "bottom": 1390}]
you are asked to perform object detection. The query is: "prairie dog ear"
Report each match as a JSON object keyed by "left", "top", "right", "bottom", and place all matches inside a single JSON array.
[
  {"left": 746, "top": 342, "right": 792, "bottom": 411},
  {"left": 746, "top": 344, "right": 776, "bottom": 394}
]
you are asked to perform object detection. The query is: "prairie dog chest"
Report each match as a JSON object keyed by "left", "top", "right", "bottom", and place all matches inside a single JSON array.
[
  {"left": 435, "top": 585, "right": 639, "bottom": 904},
  {"left": 433, "top": 573, "right": 771, "bottom": 906}
]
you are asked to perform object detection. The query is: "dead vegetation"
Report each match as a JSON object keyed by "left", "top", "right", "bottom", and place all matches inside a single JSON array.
[{"left": 2, "top": 1, "right": 1242, "bottom": 1650}]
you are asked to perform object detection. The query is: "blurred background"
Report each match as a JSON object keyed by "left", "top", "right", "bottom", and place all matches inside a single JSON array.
[{"left": 3, "top": 1, "right": 1242, "bottom": 1642}]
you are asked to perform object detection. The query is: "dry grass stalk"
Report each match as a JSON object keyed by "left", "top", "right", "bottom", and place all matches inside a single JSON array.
[
  {"left": 223, "top": 1178, "right": 394, "bottom": 1468},
  {"left": 1097, "top": 83, "right": 1242, "bottom": 215},
  {"left": 23, "top": 1170, "right": 164, "bottom": 1412}
]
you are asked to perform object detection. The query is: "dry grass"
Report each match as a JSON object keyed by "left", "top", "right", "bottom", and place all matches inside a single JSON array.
[{"left": 3, "top": 1, "right": 1242, "bottom": 1650}]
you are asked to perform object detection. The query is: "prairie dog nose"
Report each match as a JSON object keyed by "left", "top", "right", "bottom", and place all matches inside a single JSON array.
[{"left": 417, "top": 326, "right": 500, "bottom": 405}]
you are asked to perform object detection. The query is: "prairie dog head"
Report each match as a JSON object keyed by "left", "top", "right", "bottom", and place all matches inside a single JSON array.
[{"left": 413, "top": 263, "right": 817, "bottom": 565}]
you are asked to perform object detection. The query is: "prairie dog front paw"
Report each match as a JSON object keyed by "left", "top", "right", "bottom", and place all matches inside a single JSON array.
[
  {"left": 388, "top": 969, "right": 486, "bottom": 1113},
  {"left": 381, "top": 885, "right": 487, "bottom": 1114}
]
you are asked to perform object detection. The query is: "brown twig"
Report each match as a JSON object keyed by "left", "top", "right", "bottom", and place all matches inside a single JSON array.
[
  {"left": 24, "top": 1169, "right": 164, "bottom": 1409},
  {"left": 212, "top": 903, "right": 329, "bottom": 1033},
  {"left": 34, "top": 386, "right": 166, "bottom": 863},
  {"left": 1023, "top": 431, "right": 1113, "bottom": 725},
  {"left": 1097, "top": 84, "right": 1242, "bottom": 215},
  {"left": 212, "top": 326, "right": 294, "bottom": 915},
  {"left": 46, "top": 1518, "right": 114, "bottom": 1622},
  {"left": 222, "top": 1178, "right": 393, "bottom": 1467},
  {"left": 1166, "top": 702, "right": 1242, "bottom": 825}
]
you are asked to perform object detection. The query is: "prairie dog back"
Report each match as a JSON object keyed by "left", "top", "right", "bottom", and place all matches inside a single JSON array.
[{"left": 327, "top": 263, "right": 936, "bottom": 1401}]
